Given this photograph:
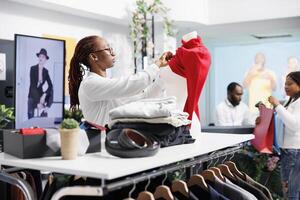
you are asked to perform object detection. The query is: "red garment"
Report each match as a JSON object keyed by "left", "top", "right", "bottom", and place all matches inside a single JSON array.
[{"left": 168, "top": 36, "right": 211, "bottom": 121}]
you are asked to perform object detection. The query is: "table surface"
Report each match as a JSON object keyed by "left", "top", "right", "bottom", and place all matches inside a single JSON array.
[{"left": 0, "top": 132, "right": 254, "bottom": 180}]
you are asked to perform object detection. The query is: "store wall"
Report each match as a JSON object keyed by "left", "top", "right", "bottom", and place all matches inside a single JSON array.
[
  {"left": 0, "top": 0, "right": 134, "bottom": 76},
  {"left": 0, "top": 0, "right": 135, "bottom": 107}
]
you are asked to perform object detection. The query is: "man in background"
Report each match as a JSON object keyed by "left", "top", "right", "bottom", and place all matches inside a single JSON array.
[{"left": 216, "top": 82, "right": 253, "bottom": 126}]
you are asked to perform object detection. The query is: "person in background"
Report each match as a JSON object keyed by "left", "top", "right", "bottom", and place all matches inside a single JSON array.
[
  {"left": 216, "top": 82, "right": 253, "bottom": 126},
  {"left": 267, "top": 71, "right": 300, "bottom": 200},
  {"left": 68, "top": 35, "right": 169, "bottom": 126},
  {"left": 243, "top": 53, "right": 277, "bottom": 112},
  {"left": 27, "top": 48, "right": 53, "bottom": 119}
]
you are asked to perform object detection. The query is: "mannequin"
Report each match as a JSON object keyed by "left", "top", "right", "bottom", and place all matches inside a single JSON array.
[
  {"left": 182, "top": 31, "right": 197, "bottom": 42},
  {"left": 281, "top": 57, "right": 299, "bottom": 99},
  {"left": 168, "top": 31, "right": 211, "bottom": 120},
  {"left": 243, "top": 52, "right": 276, "bottom": 111},
  {"left": 163, "top": 31, "right": 211, "bottom": 135}
]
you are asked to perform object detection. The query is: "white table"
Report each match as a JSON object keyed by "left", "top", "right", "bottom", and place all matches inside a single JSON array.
[{"left": 0, "top": 132, "right": 254, "bottom": 199}]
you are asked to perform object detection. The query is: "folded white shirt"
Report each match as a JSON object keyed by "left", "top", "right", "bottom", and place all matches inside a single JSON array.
[{"left": 109, "top": 96, "right": 178, "bottom": 120}]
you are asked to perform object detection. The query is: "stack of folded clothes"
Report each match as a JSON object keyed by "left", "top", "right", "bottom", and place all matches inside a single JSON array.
[{"left": 107, "top": 96, "right": 195, "bottom": 148}]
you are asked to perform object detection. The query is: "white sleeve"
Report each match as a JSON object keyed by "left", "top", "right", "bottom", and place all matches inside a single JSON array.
[
  {"left": 242, "top": 105, "right": 254, "bottom": 125},
  {"left": 118, "top": 76, "right": 165, "bottom": 104},
  {"left": 275, "top": 102, "right": 300, "bottom": 133},
  {"left": 82, "top": 64, "right": 159, "bottom": 101},
  {"left": 216, "top": 104, "right": 228, "bottom": 126}
]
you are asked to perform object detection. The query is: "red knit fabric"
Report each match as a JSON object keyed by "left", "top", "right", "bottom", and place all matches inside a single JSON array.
[{"left": 168, "top": 36, "right": 211, "bottom": 122}]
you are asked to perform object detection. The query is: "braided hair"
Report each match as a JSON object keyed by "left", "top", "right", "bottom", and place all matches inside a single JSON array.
[
  {"left": 284, "top": 71, "right": 300, "bottom": 107},
  {"left": 69, "top": 35, "right": 99, "bottom": 111}
]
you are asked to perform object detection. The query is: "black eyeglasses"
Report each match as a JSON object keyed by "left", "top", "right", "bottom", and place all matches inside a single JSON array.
[{"left": 92, "top": 47, "right": 114, "bottom": 55}]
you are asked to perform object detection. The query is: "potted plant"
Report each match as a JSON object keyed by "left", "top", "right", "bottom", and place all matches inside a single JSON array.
[
  {"left": 59, "top": 118, "right": 80, "bottom": 160},
  {"left": 0, "top": 104, "right": 14, "bottom": 150},
  {"left": 0, "top": 104, "right": 14, "bottom": 129}
]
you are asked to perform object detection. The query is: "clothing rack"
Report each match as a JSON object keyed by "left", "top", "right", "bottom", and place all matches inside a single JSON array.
[
  {"left": 0, "top": 170, "right": 36, "bottom": 200},
  {"left": 51, "top": 145, "right": 243, "bottom": 200}
]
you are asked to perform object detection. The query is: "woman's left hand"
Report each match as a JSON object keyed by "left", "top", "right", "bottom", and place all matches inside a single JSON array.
[{"left": 268, "top": 96, "right": 280, "bottom": 107}]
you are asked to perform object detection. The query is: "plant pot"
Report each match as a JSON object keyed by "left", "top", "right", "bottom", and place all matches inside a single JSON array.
[{"left": 59, "top": 128, "right": 80, "bottom": 160}]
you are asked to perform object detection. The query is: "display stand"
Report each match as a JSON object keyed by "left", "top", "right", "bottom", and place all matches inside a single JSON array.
[{"left": 0, "top": 132, "right": 254, "bottom": 200}]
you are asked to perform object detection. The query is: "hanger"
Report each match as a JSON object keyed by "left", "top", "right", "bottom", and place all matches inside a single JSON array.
[
  {"left": 137, "top": 176, "right": 155, "bottom": 200},
  {"left": 208, "top": 157, "right": 225, "bottom": 182},
  {"left": 171, "top": 166, "right": 189, "bottom": 198},
  {"left": 187, "top": 162, "right": 208, "bottom": 191},
  {"left": 171, "top": 180, "right": 189, "bottom": 197},
  {"left": 224, "top": 152, "right": 244, "bottom": 179},
  {"left": 202, "top": 169, "right": 218, "bottom": 183},
  {"left": 209, "top": 167, "right": 225, "bottom": 182},
  {"left": 202, "top": 157, "right": 219, "bottom": 183},
  {"left": 217, "top": 154, "right": 235, "bottom": 180},
  {"left": 154, "top": 171, "right": 174, "bottom": 200},
  {"left": 188, "top": 174, "right": 208, "bottom": 191},
  {"left": 123, "top": 180, "right": 136, "bottom": 200}
]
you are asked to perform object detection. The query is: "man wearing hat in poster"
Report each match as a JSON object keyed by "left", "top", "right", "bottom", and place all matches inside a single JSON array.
[{"left": 27, "top": 48, "right": 53, "bottom": 119}]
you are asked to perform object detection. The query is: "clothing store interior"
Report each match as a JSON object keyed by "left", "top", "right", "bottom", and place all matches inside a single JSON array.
[{"left": 1, "top": 0, "right": 300, "bottom": 199}]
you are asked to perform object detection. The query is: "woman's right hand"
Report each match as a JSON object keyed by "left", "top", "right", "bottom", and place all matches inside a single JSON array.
[{"left": 155, "top": 52, "right": 173, "bottom": 68}]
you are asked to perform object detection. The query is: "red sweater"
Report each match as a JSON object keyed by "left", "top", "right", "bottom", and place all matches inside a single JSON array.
[{"left": 168, "top": 36, "right": 211, "bottom": 122}]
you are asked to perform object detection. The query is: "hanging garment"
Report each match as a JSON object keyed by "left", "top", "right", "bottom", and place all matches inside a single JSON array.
[
  {"left": 167, "top": 36, "right": 211, "bottom": 122},
  {"left": 109, "top": 122, "right": 195, "bottom": 147},
  {"left": 207, "top": 177, "right": 257, "bottom": 200},
  {"left": 226, "top": 174, "right": 269, "bottom": 200},
  {"left": 240, "top": 172, "right": 273, "bottom": 200},
  {"left": 224, "top": 178, "right": 257, "bottom": 200},
  {"left": 189, "top": 184, "right": 230, "bottom": 200},
  {"left": 5, "top": 169, "right": 42, "bottom": 200}
]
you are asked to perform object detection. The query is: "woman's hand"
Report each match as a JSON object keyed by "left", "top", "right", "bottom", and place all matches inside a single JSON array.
[
  {"left": 268, "top": 96, "right": 280, "bottom": 108},
  {"left": 155, "top": 51, "right": 173, "bottom": 68},
  {"left": 255, "top": 117, "right": 261, "bottom": 125}
]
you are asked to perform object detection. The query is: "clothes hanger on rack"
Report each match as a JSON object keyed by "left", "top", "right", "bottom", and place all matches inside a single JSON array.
[
  {"left": 201, "top": 159, "right": 219, "bottom": 183},
  {"left": 123, "top": 180, "right": 137, "bottom": 200},
  {"left": 171, "top": 165, "right": 189, "bottom": 198},
  {"left": 188, "top": 163, "right": 208, "bottom": 191},
  {"left": 153, "top": 171, "right": 174, "bottom": 200},
  {"left": 217, "top": 154, "right": 235, "bottom": 180},
  {"left": 171, "top": 180, "right": 189, "bottom": 198},
  {"left": 224, "top": 152, "right": 244, "bottom": 179},
  {"left": 137, "top": 176, "right": 155, "bottom": 200},
  {"left": 209, "top": 157, "right": 225, "bottom": 182}
]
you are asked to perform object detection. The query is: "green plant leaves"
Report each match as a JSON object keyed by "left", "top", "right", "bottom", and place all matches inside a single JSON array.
[
  {"left": 0, "top": 104, "right": 15, "bottom": 129},
  {"left": 60, "top": 118, "right": 79, "bottom": 129}
]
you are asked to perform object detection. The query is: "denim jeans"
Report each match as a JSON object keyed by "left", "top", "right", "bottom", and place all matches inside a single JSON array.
[{"left": 280, "top": 148, "right": 300, "bottom": 200}]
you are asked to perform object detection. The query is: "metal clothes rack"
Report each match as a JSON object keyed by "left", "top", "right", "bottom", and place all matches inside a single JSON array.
[
  {"left": 51, "top": 145, "right": 243, "bottom": 200},
  {"left": 0, "top": 169, "right": 36, "bottom": 200}
]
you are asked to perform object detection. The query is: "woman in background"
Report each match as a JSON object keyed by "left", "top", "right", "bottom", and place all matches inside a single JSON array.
[{"left": 268, "top": 71, "right": 300, "bottom": 200}]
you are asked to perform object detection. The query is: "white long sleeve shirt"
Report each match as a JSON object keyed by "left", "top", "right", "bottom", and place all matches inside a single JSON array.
[
  {"left": 78, "top": 64, "right": 162, "bottom": 125},
  {"left": 275, "top": 98, "right": 300, "bottom": 149},
  {"left": 216, "top": 99, "right": 253, "bottom": 126}
]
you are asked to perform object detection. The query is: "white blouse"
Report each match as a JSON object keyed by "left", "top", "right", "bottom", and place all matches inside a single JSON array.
[
  {"left": 78, "top": 64, "right": 161, "bottom": 125},
  {"left": 276, "top": 98, "right": 300, "bottom": 149}
]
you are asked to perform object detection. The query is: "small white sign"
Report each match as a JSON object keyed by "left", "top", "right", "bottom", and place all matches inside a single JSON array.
[{"left": 0, "top": 53, "right": 6, "bottom": 80}]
